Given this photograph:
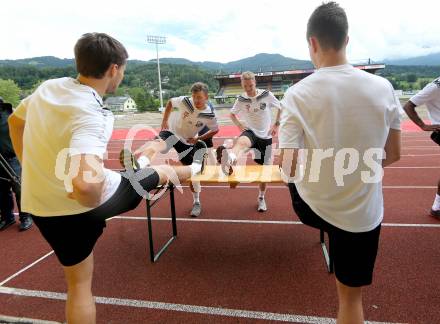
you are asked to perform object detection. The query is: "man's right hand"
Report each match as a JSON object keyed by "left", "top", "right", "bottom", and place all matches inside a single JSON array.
[{"left": 421, "top": 124, "right": 440, "bottom": 132}]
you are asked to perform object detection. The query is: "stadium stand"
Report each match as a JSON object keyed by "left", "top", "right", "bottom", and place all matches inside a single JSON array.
[{"left": 214, "top": 63, "right": 385, "bottom": 103}]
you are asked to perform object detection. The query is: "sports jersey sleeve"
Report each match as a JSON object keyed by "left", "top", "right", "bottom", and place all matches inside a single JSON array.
[
  {"left": 279, "top": 92, "right": 304, "bottom": 149},
  {"left": 390, "top": 87, "right": 402, "bottom": 130},
  {"left": 69, "top": 107, "right": 110, "bottom": 159},
  {"left": 171, "top": 96, "right": 185, "bottom": 111},
  {"left": 230, "top": 98, "right": 243, "bottom": 114},
  {"left": 204, "top": 113, "right": 219, "bottom": 132},
  {"left": 410, "top": 80, "right": 440, "bottom": 107},
  {"left": 269, "top": 92, "right": 281, "bottom": 110},
  {"left": 12, "top": 96, "right": 31, "bottom": 121}
]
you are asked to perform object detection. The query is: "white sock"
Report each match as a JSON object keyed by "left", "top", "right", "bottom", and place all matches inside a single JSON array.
[
  {"left": 259, "top": 190, "right": 266, "bottom": 199},
  {"left": 137, "top": 156, "right": 150, "bottom": 168},
  {"left": 229, "top": 152, "right": 237, "bottom": 164},
  {"left": 432, "top": 194, "right": 440, "bottom": 210},
  {"left": 193, "top": 192, "right": 200, "bottom": 204},
  {"left": 190, "top": 163, "right": 202, "bottom": 176}
]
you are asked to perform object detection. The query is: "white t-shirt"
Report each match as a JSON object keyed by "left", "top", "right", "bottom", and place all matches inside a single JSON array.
[
  {"left": 168, "top": 96, "right": 218, "bottom": 145},
  {"left": 12, "top": 77, "right": 121, "bottom": 216},
  {"left": 410, "top": 77, "right": 440, "bottom": 123},
  {"left": 279, "top": 64, "right": 401, "bottom": 232},
  {"left": 231, "top": 89, "right": 281, "bottom": 139}
]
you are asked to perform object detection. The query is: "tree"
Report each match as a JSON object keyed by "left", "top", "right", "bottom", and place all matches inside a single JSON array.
[
  {"left": 128, "top": 87, "right": 156, "bottom": 112},
  {"left": 406, "top": 73, "right": 417, "bottom": 83},
  {"left": 0, "top": 79, "right": 21, "bottom": 107},
  {"left": 418, "top": 79, "right": 430, "bottom": 90},
  {"left": 386, "top": 77, "right": 399, "bottom": 89}
]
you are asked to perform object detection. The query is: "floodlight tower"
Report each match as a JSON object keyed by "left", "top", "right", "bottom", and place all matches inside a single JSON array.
[{"left": 147, "top": 35, "right": 166, "bottom": 111}]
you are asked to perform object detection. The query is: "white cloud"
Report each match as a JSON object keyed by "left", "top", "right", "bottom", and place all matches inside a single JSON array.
[{"left": 1, "top": 0, "right": 439, "bottom": 62}]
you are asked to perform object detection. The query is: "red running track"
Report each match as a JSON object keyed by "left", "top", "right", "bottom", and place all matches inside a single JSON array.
[
  {"left": 0, "top": 128, "right": 439, "bottom": 323},
  {"left": 110, "top": 120, "right": 426, "bottom": 141}
]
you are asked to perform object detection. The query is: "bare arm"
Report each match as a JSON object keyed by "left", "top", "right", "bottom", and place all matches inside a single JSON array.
[
  {"left": 270, "top": 109, "right": 282, "bottom": 137},
  {"left": 8, "top": 114, "right": 25, "bottom": 163},
  {"left": 68, "top": 154, "right": 105, "bottom": 208},
  {"left": 197, "top": 129, "right": 219, "bottom": 141},
  {"left": 383, "top": 129, "right": 401, "bottom": 167},
  {"left": 161, "top": 100, "right": 173, "bottom": 130},
  {"left": 230, "top": 113, "right": 246, "bottom": 132},
  {"left": 403, "top": 101, "right": 440, "bottom": 132}
]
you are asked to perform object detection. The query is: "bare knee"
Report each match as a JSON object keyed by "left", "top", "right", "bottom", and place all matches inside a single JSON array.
[
  {"left": 146, "top": 139, "right": 167, "bottom": 154},
  {"left": 63, "top": 253, "right": 94, "bottom": 291},
  {"left": 336, "top": 279, "right": 362, "bottom": 305},
  {"left": 236, "top": 136, "right": 251, "bottom": 149}
]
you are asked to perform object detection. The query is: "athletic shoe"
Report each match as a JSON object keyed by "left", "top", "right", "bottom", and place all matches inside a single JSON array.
[
  {"left": 0, "top": 218, "right": 16, "bottom": 231},
  {"left": 190, "top": 202, "right": 202, "bottom": 217},
  {"left": 19, "top": 216, "right": 33, "bottom": 231},
  {"left": 193, "top": 141, "right": 208, "bottom": 174},
  {"left": 430, "top": 209, "right": 440, "bottom": 219},
  {"left": 257, "top": 197, "right": 267, "bottom": 212},
  {"left": 119, "top": 149, "right": 140, "bottom": 171},
  {"left": 215, "top": 145, "right": 233, "bottom": 175}
]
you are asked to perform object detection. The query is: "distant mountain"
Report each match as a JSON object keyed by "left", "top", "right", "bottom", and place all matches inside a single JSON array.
[
  {"left": 3, "top": 51, "right": 439, "bottom": 72},
  {"left": 150, "top": 53, "right": 313, "bottom": 72},
  {"left": 0, "top": 56, "right": 75, "bottom": 68},
  {"left": 386, "top": 52, "right": 440, "bottom": 66}
]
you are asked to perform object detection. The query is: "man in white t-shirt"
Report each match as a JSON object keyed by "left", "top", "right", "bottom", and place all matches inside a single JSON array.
[
  {"left": 216, "top": 71, "right": 281, "bottom": 212},
  {"left": 130, "top": 82, "right": 219, "bottom": 217},
  {"left": 278, "top": 3, "right": 401, "bottom": 323},
  {"left": 403, "top": 78, "right": 440, "bottom": 218},
  {"left": 8, "top": 33, "right": 206, "bottom": 324}
]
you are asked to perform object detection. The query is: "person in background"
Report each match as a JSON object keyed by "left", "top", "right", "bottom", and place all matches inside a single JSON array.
[
  {"left": 403, "top": 77, "right": 440, "bottom": 218},
  {"left": 0, "top": 97, "right": 32, "bottom": 231}
]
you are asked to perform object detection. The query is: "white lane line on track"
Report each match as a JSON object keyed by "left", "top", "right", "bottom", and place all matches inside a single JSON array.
[
  {"left": 401, "top": 153, "right": 440, "bottom": 156},
  {"left": 110, "top": 216, "right": 440, "bottom": 228},
  {"left": 0, "top": 286, "right": 403, "bottom": 324},
  {"left": 0, "top": 251, "right": 54, "bottom": 286},
  {"left": 402, "top": 147, "right": 438, "bottom": 149},
  {"left": 385, "top": 166, "right": 439, "bottom": 169}
]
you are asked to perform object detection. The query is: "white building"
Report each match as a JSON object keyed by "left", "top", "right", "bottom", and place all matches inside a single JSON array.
[{"left": 105, "top": 96, "right": 137, "bottom": 112}]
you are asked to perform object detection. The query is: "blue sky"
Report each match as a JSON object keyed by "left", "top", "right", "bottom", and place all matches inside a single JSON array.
[{"left": 2, "top": 0, "right": 439, "bottom": 63}]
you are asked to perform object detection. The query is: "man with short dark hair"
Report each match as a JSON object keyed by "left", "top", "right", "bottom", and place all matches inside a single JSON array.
[
  {"left": 9, "top": 32, "right": 207, "bottom": 324},
  {"left": 403, "top": 78, "right": 440, "bottom": 218},
  {"left": 0, "top": 97, "right": 32, "bottom": 231},
  {"left": 130, "top": 81, "right": 219, "bottom": 217},
  {"left": 279, "top": 3, "right": 401, "bottom": 323}
]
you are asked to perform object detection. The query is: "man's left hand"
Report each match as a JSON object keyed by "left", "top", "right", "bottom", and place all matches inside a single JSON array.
[
  {"left": 187, "top": 137, "right": 199, "bottom": 144},
  {"left": 270, "top": 124, "right": 279, "bottom": 137}
]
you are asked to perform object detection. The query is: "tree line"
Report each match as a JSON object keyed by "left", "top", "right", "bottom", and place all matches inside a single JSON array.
[
  {"left": 0, "top": 63, "right": 217, "bottom": 110},
  {"left": 1, "top": 63, "right": 440, "bottom": 109}
]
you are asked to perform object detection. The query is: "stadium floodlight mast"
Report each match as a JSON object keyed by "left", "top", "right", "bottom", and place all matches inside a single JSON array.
[{"left": 147, "top": 35, "right": 166, "bottom": 112}]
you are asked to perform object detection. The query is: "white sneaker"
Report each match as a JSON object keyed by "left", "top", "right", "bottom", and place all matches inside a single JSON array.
[
  {"left": 190, "top": 202, "right": 202, "bottom": 217},
  {"left": 257, "top": 197, "right": 267, "bottom": 212}
]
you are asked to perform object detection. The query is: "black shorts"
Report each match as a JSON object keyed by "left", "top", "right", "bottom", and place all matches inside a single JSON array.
[
  {"left": 431, "top": 131, "right": 440, "bottom": 145},
  {"left": 158, "top": 130, "right": 212, "bottom": 165},
  {"left": 287, "top": 183, "right": 381, "bottom": 287},
  {"left": 32, "top": 169, "right": 160, "bottom": 267},
  {"left": 240, "top": 129, "right": 272, "bottom": 165}
]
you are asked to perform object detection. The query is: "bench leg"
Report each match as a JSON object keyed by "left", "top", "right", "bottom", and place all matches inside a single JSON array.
[
  {"left": 146, "top": 184, "right": 177, "bottom": 263},
  {"left": 320, "top": 229, "right": 333, "bottom": 273}
]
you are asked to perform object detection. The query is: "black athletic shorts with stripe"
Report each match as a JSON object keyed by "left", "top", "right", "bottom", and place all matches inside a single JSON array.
[
  {"left": 32, "top": 168, "right": 160, "bottom": 267},
  {"left": 288, "top": 183, "right": 381, "bottom": 287},
  {"left": 240, "top": 129, "right": 272, "bottom": 165},
  {"left": 158, "top": 128, "right": 213, "bottom": 166}
]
